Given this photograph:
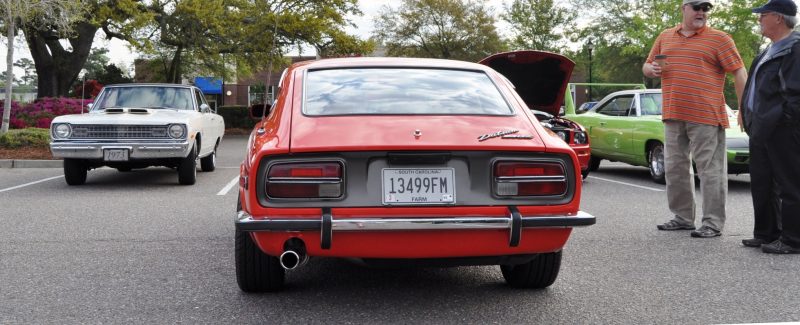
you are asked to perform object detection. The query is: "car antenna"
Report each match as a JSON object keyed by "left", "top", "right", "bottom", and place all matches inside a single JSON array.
[{"left": 258, "top": 3, "right": 281, "bottom": 135}]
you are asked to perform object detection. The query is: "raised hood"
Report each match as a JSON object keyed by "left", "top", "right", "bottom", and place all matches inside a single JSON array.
[
  {"left": 289, "top": 115, "right": 546, "bottom": 152},
  {"left": 479, "top": 51, "right": 575, "bottom": 116}
]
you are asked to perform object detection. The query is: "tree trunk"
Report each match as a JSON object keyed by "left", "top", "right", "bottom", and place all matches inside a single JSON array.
[
  {"left": 166, "top": 46, "right": 184, "bottom": 84},
  {"left": 24, "top": 22, "right": 98, "bottom": 98},
  {"left": 2, "top": 16, "right": 14, "bottom": 135}
]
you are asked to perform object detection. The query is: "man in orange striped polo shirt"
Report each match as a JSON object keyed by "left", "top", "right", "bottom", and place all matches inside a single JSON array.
[{"left": 642, "top": 0, "right": 747, "bottom": 238}]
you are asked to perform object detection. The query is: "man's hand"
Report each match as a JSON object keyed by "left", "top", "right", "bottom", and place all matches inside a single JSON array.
[
  {"left": 643, "top": 62, "right": 662, "bottom": 78},
  {"left": 737, "top": 108, "right": 745, "bottom": 132}
]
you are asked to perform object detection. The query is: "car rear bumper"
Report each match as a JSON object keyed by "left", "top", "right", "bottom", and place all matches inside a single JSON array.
[
  {"left": 50, "top": 141, "right": 191, "bottom": 159},
  {"left": 236, "top": 206, "right": 595, "bottom": 255}
]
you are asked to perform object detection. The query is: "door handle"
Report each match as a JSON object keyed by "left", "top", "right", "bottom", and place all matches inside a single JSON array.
[{"left": 599, "top": 122, "right": 606, "bottom": 126}]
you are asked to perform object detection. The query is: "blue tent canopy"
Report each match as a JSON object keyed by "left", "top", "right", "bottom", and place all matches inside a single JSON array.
[{"left": 194, "top": 77, "right": 222, "bottom": 95}]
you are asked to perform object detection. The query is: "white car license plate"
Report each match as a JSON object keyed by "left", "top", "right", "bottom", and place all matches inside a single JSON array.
[
  {"left": 382, "top": 168, "right": 455, "bottom": 205},
  {"left": 103, "top": 149, "right": 129, "bottom": 162}
]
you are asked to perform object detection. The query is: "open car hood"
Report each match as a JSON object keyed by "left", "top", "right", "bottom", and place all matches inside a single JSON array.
[{"left": 479, "top": 51, "right": 575, "bottom": 116}]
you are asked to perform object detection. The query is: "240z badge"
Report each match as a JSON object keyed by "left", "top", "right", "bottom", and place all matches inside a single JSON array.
[{"left": 477, "top": 130, "right": 518, "bottom": 141}]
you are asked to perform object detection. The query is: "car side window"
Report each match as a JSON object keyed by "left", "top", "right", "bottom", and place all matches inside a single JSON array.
[
  {"left": 194, "top": 89, "right": 207, "bottom": 111},
  {"left": 596, "top": 95, "right": 635, "bottom": 117},
  {"left": 640, "top": 93, "right": 663, "bottom": 116}
]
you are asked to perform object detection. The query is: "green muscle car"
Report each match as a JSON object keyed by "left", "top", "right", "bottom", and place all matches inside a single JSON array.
[{"left": 564, "top": 87, "right": 749, "bottom": 184}]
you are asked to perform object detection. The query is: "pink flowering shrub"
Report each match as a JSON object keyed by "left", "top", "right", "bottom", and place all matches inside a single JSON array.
[{"left": 0, "top": 98, "right": 92, "bottom": 129}]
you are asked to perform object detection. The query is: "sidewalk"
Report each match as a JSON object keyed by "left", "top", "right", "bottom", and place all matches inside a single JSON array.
[{"left": 0, "top": 160, "right": 63, "bottom": 168}]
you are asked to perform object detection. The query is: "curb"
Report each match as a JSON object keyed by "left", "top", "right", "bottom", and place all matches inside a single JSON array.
[{"left": 0, "top": 159, "right": 63, "bottom": 168}]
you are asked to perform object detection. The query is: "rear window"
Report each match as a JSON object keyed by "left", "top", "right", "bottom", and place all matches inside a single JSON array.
[{"left": 303, "top": 68, "right": 513, "bottom": 116}]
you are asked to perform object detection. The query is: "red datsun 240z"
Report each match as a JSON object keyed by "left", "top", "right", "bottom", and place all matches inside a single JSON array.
[{"left": 236, "top": 54, "right": 595, "bottom": 292}]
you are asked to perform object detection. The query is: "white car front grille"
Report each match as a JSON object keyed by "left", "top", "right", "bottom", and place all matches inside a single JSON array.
[{"left": 71, "top": 125, "right": 169, "bottom": 139}]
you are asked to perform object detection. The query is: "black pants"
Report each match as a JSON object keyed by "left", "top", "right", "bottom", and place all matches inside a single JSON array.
[{"left": 750, "top": 125, "right": 800, "bottom": 247}]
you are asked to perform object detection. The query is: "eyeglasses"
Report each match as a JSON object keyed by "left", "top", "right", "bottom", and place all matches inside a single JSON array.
[{"left": 690, "top": 4, "right": 712, "bottom": 12}]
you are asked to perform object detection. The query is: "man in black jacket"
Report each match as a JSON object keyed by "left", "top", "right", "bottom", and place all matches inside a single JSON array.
[{"left": 740, "top": 0, "right": 800, "bottom": 254}]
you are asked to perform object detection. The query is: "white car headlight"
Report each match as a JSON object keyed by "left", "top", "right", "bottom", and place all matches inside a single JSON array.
[
  {"left": 53, "top": 123, "right": 72, "bottom": 139},
  {"left": 168, "top": 124, "right": 186, "bottom": 139}
]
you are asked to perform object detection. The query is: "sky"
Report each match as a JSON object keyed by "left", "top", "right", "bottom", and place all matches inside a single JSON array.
[{"left": 1, "top": 0, "right": 512, "bottom": 78}]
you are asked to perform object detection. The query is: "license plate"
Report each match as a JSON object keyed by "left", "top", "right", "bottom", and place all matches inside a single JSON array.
[
  {"left": 382, "top": 168, "right": 455, "bottom": 205},
  {"left": 103, "top": 149, "right": 129, "bottom": 161}
]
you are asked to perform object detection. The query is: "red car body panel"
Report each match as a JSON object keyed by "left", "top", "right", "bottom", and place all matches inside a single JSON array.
[
  {"left": 237, "top": 57, "right": 593, "bottom": 271},
  {"left": 479, "top": 51, "right": 591, "bottom": 174}
]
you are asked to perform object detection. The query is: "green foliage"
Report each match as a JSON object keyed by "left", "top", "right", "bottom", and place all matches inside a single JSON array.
[
  {"left": 0, "top": 128, "right": 50, "bottom": 149},
  {"left": 502, "top": 0, "right": 576, "bottom": 53},
  {"left": 217, "top": 105, "right": 257, "bottom": 130},
  {"left": 83, "top": 48, "right": 111, "bottom": 78},
  {"left": 567, "top": 0, "right": 764, "bottom": 107},
  {"left": 373, "top": 0, "right": 506, "bottom": 61},
  {"left": 12, "top": 58, "right": 36, "bottom": 86},
  {"left": 129, "top": 0, "right": 371, "bottom": 83}
]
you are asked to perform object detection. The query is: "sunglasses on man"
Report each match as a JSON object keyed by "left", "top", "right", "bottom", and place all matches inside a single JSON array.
[{"left": 690, "top": 4, "right": 712, "bottom": 12}]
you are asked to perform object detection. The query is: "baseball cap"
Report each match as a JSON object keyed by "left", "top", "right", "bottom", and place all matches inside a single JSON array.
[
  {"left": 683, "top": 0, "right": 713, "bottom": 5},
  {"left": 751, "top": 0, "right": 797, "bottom": 16}
]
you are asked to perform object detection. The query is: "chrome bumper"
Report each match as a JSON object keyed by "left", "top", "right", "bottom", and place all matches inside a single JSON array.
[
  {"left": 50, "top": 141, "right": 191, "bottom": 159},
  {"left": 236, "top": 206, "right": 596, "bottom": 249}
]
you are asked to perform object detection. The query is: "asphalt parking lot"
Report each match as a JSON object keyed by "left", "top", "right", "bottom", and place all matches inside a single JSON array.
[{"left": 1, "top": 135, "right": 797, "bottom": 324}]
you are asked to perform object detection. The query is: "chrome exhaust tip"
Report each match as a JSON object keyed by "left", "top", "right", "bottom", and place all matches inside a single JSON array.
[{"left": 279, "top": 250, "right": 302, "bottom": 270}]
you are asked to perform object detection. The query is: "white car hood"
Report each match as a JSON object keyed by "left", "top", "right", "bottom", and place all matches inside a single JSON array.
[{"left": 52, "top": 108, "right": 193, "bottom": 125}]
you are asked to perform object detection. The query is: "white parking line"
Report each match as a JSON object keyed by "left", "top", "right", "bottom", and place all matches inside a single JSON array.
[
  {"left": 217, "top": 176, "right": 239, "bottom": 196},
  {"left": 587, "top": 176, "right": 665, "bottom": 192},
  {"left": 0, "top": 175, "right": 63, "bottom": 193}
]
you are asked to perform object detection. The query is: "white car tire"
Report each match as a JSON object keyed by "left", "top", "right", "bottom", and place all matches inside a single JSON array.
[
  {"left": 63, "top": 159, "right": 87, "bottom": 186},
  {"left": 178, "top": 142, "right": 197, "bottom": 185}
]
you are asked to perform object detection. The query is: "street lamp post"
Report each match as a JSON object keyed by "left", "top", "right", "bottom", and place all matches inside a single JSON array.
[{"left": 587, "top": 39, "right": 594, "bottom": 102}]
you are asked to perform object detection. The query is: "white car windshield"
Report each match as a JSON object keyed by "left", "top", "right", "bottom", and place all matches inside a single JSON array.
[
  {"left": 303, "top": 68, "right": 513, "bottom": 116},
  {"left": 93, "top": 86, "right": 194, "bottom": 111}
]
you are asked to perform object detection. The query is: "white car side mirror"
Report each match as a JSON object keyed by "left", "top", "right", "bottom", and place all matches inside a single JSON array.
[{"left": 200, "top": 103, "right": 212, "bottom": 113}]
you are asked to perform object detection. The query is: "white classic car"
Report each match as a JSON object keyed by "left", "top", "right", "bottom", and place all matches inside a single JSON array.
[{"left": 50, "top": 84, "right": 225, "bottom": 185}]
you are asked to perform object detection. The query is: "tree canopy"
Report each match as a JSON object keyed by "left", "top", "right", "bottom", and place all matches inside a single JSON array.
[
  {"left": 567, "top": 0, "right": 764, "bottom": 107},
  {"left": 2, "top": 0, "right": 86, "bottom": 134},
  {"left": 126, "top": 0, "right": 372, "bottom": 83},
  {"left": 502, "top": 0, "right": 575, "bottom": 53},
  {"left": 373, "top": 0, "right": 506, "bottom": 61}
]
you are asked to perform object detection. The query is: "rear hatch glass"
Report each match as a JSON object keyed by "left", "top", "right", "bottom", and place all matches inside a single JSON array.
[{"left": 303, "top": 68, "right": 513, "bottom": 116}]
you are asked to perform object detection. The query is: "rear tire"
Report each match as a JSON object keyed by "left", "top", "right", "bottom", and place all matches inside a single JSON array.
[
  {"left": 648, "top": 142, "right": 666, "bottom": 184},
  {"left": 501, "top": 251, "right": 562, "bottom": 289},
  {"left": 178, "top": 142, "right": 197, "bottom": 185},
  {"left": 63, "top": 159, "right": 87, "bottom": 185},
  {"left": 235, "top": 198, "right": 285, "bottom": 292}
]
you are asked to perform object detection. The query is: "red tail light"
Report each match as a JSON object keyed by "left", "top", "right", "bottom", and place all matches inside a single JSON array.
[
  {"left": 493, "top": 161, "right": 567, "bottom": 197},
  {"left": 266, "top": 162, "right": 344, "bottom": 198}
]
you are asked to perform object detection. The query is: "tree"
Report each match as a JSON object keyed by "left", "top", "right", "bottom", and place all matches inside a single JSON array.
[
  {"left": 13, "top": 58, "right": 37, "bottom": 86},
  {"left": 2, "top": 0, "right": 85, "bottom": 134},
  {"left": 502, "top": 0, "right": 576, "bottom": 53},
  {"left": 83, "top": 48, "right": 111, "bottom": 79},
  {"left": 125, "top": 0, "right": 371, "bottom": 84},
  {"left": 373, "top": 0, "right": 506, "bottom": 61},
  {"left": 568, "top": 0, "right": 763, "bottom": 106},
  {"left": 0, "top": 71, "right": 20, "bottom": 87},
  {"left": 21, "top": 0, "right": 149, "bottom": 99},
  {"left": 94, "top": 64, "right": 133, "bottom": 85}
]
